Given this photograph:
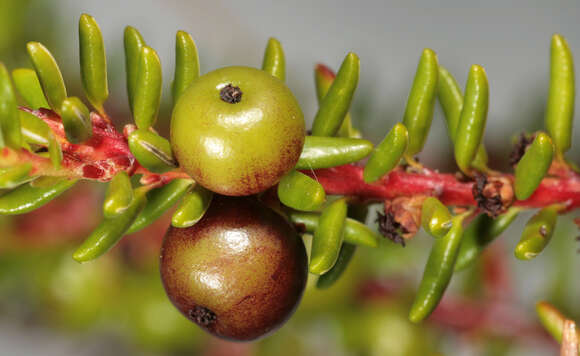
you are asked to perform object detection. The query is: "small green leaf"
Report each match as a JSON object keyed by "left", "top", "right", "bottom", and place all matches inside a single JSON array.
[
  {"left": 29, "top": 176, "right": 63, "bottom": 188},
  {"left": 133, "top": 46, "right": 162, "bottom": 129},
  {"left": 261, "top": 37, "right": 285, "bottom": 81},
  {"left": 171, "top": 184, "right": 213, "bottom": 228},
  {"left": 277, "top": 170, "right": 325, "bottom": 211},
  {"left": 128, "top": 129, "right": 176, "bottom": 173},
  {"left": 403, "top": 49, "right": 439, "bottom": 156},
  {"left": 19, "top": 110, "right": 62, "bottom": 168},
  {"left": 26, "top": 42, "right": 67, "bottom": 113},
  {"left": 60, "top": 97, "right": 93, "bottom": 144},
  {"left": 437, "top": 65, "right": 488, "bottom": 170},
  {"left": 409, "top": 213, "right": 467, "bottom": 323},
  {"left": 73, "top": 187, "right": 147, "bottom": 262},
  {"left": 296, "top": 136, "right": 373, "bottom": 170},
  {"left": 0, "top": 63, "right": 22, "bottom": 148},
  {"left": 454, "top": 65, "right": 489, "bottom": 175},
  {"left": 437, "top": 65, "right": 463, "bottom": 140},
  {"left": 310, "top": 198, "right": 347, "bottom": 275},
  {"left": 420, "top": 197, "right": 452, "bottom": 239},
  {"left": 103, "top": 171, "right": 133, "bottom": 218},
  {"left": 0, "top": 164, "right": 34, "bottom": 189},
  {"left": 79, "top": 13, "right": 108, "bottom": 113},
  {"left": 515, "top": 132, "right": 554, "bottom": 200},
  {"left": 316, "top": 243, "right": 356, "bottom": 289},
  {"left": 172, "top": 30, "right": 199, "bottom": 105},
  {"left": 288, "top": 211, "right": 379, "bottom": 248},
  {"left": 0, "top": 179, "right": 77, "bottom": 215},
  {"left": 314, "top": 64, "right": 358, "bottom": 138},
  {"left": 311, "top": 53, "right": 359, "bottom": 137},
  {"left": 124, "top": 26, "right": 146, "bottom": 112},
  {"left": 455, "top": 207, "right": 521, "bottom": 271},
  {"left": 515, "top": 205, "right": 559, "bottom": 260},
  {"left": 536, "top": 301, "right": 580, "bottom": 350},
  {"left": 12, "top": 68, "right": 49, "bottom": 109},
  {"left": 545, "top": 34, "right": 575, "bottom": 156},
  {"left": 127, "top": 178, "right": 193, "bottom": 234},
  {"left": 364, "top": 123, "right": 408, "bottom": 182}
]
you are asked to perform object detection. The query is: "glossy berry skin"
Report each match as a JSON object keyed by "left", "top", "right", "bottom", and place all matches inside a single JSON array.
[
  {"left": 171, "top": 66, "right": 305, "bottom": 196},
  {"left": 160, "top": 195, "right": 308, "bottom": 341}
]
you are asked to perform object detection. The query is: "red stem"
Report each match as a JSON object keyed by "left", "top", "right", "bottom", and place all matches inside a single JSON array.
[
  {"left": 6, "top": 108, "right": 580, "bottom": 211},
  {"left": 304, "top": 165, "right": 580, "bottom": 211}
]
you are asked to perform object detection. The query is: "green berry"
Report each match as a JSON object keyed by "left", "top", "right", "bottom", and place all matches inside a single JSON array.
[{"left": 171, "top": 66, "right": 305, "bottom": 196}]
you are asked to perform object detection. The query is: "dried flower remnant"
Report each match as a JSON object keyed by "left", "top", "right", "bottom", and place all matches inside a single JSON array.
[
  {"left": 509, "top": 132, "right": 535, "bottom": 166},
  {"left": 472, "top": 173, "right": 513, "bottom": 217},
  {"left": 377, "top": 210, "right": 407, "bottom": 247}
]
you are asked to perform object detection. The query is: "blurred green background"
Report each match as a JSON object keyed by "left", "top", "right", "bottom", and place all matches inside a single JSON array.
[{"left": 0, "top": 0, "right": 579, "bottom": 355}]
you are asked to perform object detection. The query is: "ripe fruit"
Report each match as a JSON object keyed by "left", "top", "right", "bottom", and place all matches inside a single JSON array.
[
  {"left": 170, "top": 66, "right": 305, "bottom": 196},
  {"left": 160, "top": 195, "right": 308, "bottom": 341}
]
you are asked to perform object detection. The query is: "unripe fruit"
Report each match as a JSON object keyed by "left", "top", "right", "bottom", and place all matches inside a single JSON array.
[
  {"left": 171, "top": 66, "right": 305, "bottom": 196},
  {"left": 160, "top": 195, "right": 308, "bottom": 341}
]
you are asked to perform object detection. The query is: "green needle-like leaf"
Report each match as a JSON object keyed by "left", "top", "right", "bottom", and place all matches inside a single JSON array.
[
  {"left": 364, "top": 122, "right": 408, "bottom": 182},
  {"left": 127, "top": 178, "right": 193, "bottom": 234},
  {"left": 79, "top": 13, "right": 108, "bottom": 113},
  {"left": 261, "top": 37, "right": 285, "bottom": 81},
  {"left": 402, "top": 49, "right": 438, "bottom": 156},
  {"left": 289, "top": 211, "right": 379, "bottom": 248},
  {"left": 545, "top": 34, "right": 575, "bottom": 156},
  {"left": 437, "top": 65, "right": 488, "bottom": 171},
  {"left": 296, "top": 136, "right": 373, "bottom": 169},
  {"left": 171, "top": 184, "right": 213, "bottom": 228},
  {"left": 409, "top": 213, "right": 467, "bottom": 323},
  {"left": 0, "top": 63, "right": 22, "bottom": 148},
  {"left": 455, "top": 207, "right": 521, "bottom": 271},
  {"left": 128, "top": 129, "right": 176, "bottom": 173},
  {"left": 515, "top": 205, "right": 559, "bottom": 260},
  {"left": 60, "top": 97, "right": 93, "bottom": 144},
  {"left": 172, "top": 30, "right": 199, "bottom": 105},
  {"left": 420, "top": 197, "right": 452, "bottom": 239},
  {"left": 12, "top": 68, "right": 49, "bottom": 109},
  {"left": 124, "top": 26, "right": 146, "bottom": 112},
  {"left": 537, "top": 301, "right": 580, "bottom": 351},
  {"left": 0, "top": 179, "right": 77, "bottom": 215},
  {"left": 0, "top": 164, "right": 34, "bottom": 189},
  {"left": 133, "top": 46, "right": 162, "bottom": 129},
  {"left": 277, "top": 170, "right": 326, "bottom": 211},
  {"left": 315, "top": 64, "right": 358, "bottom": 138},
  {"left": 19, "top": 110, "right": 62, "bottom": 168},
  {"left": 103, "top": 171, "right": 133, "bottom": 218},
  {"left": 310, "top": 198, "right": 347, "bottom": 275},
  {"left": 514, "top": 132, "right": 554, "bottom": 200},
  {"left": 316, "top": 243, "right": 356, "bottom": 289},
  {"left": 454, "top": 64, "right": 489, "bottom": 175},
  {"left": 26, "top": 42, "right": 67, "bottom": 114},
  {"left": 311, "top": 53, "right": 359, "bottom": 137},
  {"left": 73, "top": 187, "right": 147, "bottom": 262}
]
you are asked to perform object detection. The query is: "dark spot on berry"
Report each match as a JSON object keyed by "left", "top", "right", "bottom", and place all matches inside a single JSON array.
[
  {"left": 377, "top": 210, "right": 407, "bottom": 247},
  {"left": 189, "top": 305, "right": 217, "bottom": 326},
  {"left": 220, "top": 84, "right": 242, "bottom": 104}
]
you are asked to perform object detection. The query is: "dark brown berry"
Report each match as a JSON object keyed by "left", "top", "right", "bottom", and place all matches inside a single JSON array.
[{"left": 160, "top": 195, "right": 308, "bottom": 341}]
